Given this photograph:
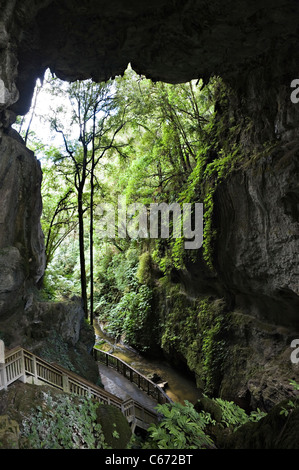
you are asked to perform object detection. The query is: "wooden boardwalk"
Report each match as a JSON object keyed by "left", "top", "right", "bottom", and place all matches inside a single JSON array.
[
  {"left": 98, "top": 362, "right": 159, "bottom": 413},
  {"left": 0, "top": 341, "right": 161, "bottom": 431}
]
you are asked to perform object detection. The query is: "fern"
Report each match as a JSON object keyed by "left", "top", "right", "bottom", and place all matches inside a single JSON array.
[
  {"left": 213, "top": 397, "right": 266, "bottom": 431},
  {"left": 145, "top": 401, "right": 215, "bottom": 449}
]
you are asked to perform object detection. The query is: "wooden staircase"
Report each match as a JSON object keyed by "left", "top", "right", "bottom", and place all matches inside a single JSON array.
[{"left": 0, "top": 342, "right": 161, "bottom": 432}]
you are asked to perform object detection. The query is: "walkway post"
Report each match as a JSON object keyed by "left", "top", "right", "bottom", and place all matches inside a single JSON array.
[
  {"left": 0, "top": 340, "right": 7, "bottom": 390},
  {"left": 19, "top": 349, "right": 26, "bottom": 384}
]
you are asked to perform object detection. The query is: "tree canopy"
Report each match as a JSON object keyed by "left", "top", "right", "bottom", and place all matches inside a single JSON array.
[{"left": 18, "top": 65, "right": 222, "bottom": 331}]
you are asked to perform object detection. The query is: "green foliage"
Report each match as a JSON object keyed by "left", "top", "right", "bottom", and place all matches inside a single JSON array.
[
  {"left": 145, "top": 401, "right": 215, "bottom": 449},
  {"left": 38, "top": 67, "right": 225, "bottom": 298},
  {"left": 202, "top": 145, "right": 240, "bottom": 268},
  {"left": 136, "top": 252, "right": 153, "bottom": 285},
  {"left": 30, "top": 67, "right": 240, "bottom": 365},
  {"left": 41, "top": 157, "right": 77, "bottom": 268},
  {"left": 143, "top": 398, "right": 267, "bottom": 450},
  {"left": 289, "top": 379, "right": 299, "bottom": 391},
  {"left": 160, "top": 292, "right": 228, "bottom": 395},
  {"left": 113, "top": 248, "right": 140, "bottom": 291},
  {"left": 104, "top": 285, "right": 153, "bottom": 349},
  {"left": 14, "top": 64, "right": 270, "bottom": 452},
  {"left": 280, "top": 380, "right": 299, "bottom": 417},
  {"left": 21, "top": 392, "right": 108, "bottom": 449},
  {"left": 199, "top": 298, "right": 228, "bottom": 394},
  {"left": 95, "top": 247, "right": 155, "bottom": 352},
  {"left": 43, "top": 240, "right": 81, "bottom": 300},
  {"left": 161, "top": 285, "right": 199, "bottom": 353},
  {"left": 213, "top": 398, "right": 266, "bottom": 430}
]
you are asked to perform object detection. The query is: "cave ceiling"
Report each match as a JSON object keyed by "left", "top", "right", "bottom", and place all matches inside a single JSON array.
[{"left": 4, "top": 0, "right": 299, "bottom": 115}]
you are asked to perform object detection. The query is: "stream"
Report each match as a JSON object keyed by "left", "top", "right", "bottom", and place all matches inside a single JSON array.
[{"left": 94, "top": 320, "right": 202, "bottom": 405}]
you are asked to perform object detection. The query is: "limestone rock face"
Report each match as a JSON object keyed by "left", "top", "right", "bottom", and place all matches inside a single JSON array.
[
  {"left": 215, "top": 144, "right": 299, "bottom": 328},
  {"left": 0, "top": 132, "right": 45, "bottom": 274},
  {"left": 212, "top": 139, "right": 299, "bottom": 409},
  {"left": 0, "top": 247, "right": 25, "bottom": 318},
  {"left": 0, "top": 130, "right": 45, "bottom": 319},
  {"left": 25, "top": 299, "right": 99, "bottom": 383},
  {"left": 0, "top": 0, "right": 298, "bottom": 115},
  {"left": 0, "top": 296, "right": 99, "bottom": 383},
  {"left": 175, "top": 81, "right": 299, "bottom": 408}
]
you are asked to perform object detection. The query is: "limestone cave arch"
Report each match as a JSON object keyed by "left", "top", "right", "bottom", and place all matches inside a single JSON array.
[{"left": 0, "top": 0, "right": 298, "bottom": 409}]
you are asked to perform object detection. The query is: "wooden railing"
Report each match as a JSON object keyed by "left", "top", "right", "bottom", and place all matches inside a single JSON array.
[
  {"left": 93, "top": 348, "right": 172, "bottom": 405},
  {"left": 2, "top": 347, "right": 26, "bottom": 388},
  {"left": 0, "top": 343, "right": 158, "bottom": 431}
]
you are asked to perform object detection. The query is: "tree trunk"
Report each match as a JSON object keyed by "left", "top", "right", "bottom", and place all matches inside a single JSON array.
[
  {"left": 78, "top": 188, "right": 88, "bottom": 318},
  {"left": 89, "top": 166, "right": 94, "bottom": 326}
]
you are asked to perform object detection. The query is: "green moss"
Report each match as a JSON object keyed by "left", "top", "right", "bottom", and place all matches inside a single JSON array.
[
  {"left": 136, "top": 252, "right": 153, "bottom": 285},
  {"left": 96, "top": 404, "right": 132, "bottom": 449},
  {"left": 197, "top": 298, "right": 228, "bottom": 394},
  {"left": 195, "top": 395, "right": 223, "bottom": 423},
  {"left": 38, "top": 330, "right": 78, "bottom": 373},
  {"left": 159, "top": 283, "right": 228, "bottom": 395},
  {"left": 160, "top": 285, "right": 200, "bottom": 355},
  {"left": 0, "top": 416, "right": 19, "bottom": 449}
]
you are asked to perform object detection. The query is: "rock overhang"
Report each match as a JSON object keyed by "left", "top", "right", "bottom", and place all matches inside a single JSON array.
[{"left": 3, "top": 0, "right": 299, "bottom": 116}]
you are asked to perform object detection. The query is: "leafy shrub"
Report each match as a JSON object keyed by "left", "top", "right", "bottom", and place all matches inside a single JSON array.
[
  {"left": 143, "top": 398, "right": 267, "bottom": 450},
  {"left": 144, "top": 401, "right": 215, "bottom": 449},
  {"left": 104, "top": 285, "right": 153, "bottom": 351},
  {"left": 213, "top": 397, "right": 266, "bottom": 430},
  {"left": 21, "top": 392, "right": 108, "bottom": 449},
  {"left": 280, "top": 380, "right": 299, "bottom": 417}
]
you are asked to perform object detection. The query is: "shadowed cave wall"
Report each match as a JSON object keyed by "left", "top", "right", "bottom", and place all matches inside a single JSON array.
[{"left": 0, "top": 0, "right": 298, "bottom": 407}]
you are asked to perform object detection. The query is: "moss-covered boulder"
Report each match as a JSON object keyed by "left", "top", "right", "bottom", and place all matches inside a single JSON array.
[{"left": 96, "top": 403, "right": 132, "bottom": 449}]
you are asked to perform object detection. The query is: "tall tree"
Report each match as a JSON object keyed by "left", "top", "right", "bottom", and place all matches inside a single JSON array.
[
  {"left": 49, "top": 77, "right": 127, "bottom": 321},
  {"left": 42, "top": 163, "right": 77, "bottom": 269}
]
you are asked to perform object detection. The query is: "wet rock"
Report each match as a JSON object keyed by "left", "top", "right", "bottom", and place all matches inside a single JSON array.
[
  {"left": 157, "top": 381, "right": 168, "bottom": 391},
  {"left": 147, "top": 373, "right": 168, "bottom": 390},
  {"left": 147, "top": 373, "right": 162, "bottom": 383},
  {"left": 214, "top": 144, "right": 299, "bottom": 328}
]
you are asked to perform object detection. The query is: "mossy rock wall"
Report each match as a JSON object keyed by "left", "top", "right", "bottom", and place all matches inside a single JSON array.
[
  {"left": 220, "top": 401, "right": 299, "bottom": 449},
  {"left": 145, "top": 278, "right": 299, "bottom": 412},
  {"left": 151, "top": 280, "right": 228, "bottom": 395}
]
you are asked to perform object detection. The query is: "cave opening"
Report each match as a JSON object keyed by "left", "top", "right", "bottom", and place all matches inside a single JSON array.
[
  {"left": 11, "top": 62, "right": 219, "bottom": 407},
  {"left": 14, "top": 63, "right": 216, "bottom": 337},
  {"left": 1, "top": 0, "right": 299, "bottom": 450}
]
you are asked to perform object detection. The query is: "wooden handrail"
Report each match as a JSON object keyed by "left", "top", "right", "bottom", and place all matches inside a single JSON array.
[
  {"left": 1, "top": 344, "right": 158, "bottom": 431},
  {"left": 93, "top": 348, "right": 172, "bottom": 405}
]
